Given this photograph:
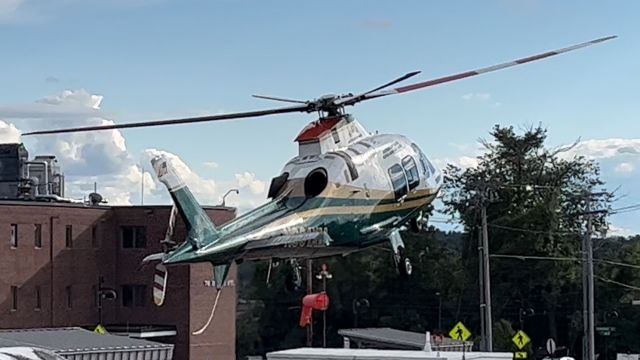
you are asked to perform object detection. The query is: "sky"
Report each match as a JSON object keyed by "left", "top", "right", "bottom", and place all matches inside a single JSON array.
[{"left": 0, "top": 0, "right": 639, "bottom": 235}]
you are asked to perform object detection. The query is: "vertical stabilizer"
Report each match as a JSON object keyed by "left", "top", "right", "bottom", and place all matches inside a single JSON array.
[{"left": 151, "top": 156, "right": 219, "bottom": 248}]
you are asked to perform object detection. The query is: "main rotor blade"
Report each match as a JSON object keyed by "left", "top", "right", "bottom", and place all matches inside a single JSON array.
[
  {"left": 252, "top": 94, "right": 308, "bottom": 104},
  {"left": 360, "top": 35, "right": 617, "bottom": 102},
  {"left": 334, "top": 70, "right": 421, "bottom": 106},
  {"left": 23, "top": 104, "right": 310, "bottom": 136}
]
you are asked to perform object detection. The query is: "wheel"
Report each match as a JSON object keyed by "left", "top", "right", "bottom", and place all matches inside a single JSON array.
[
  {"left": 396, "top": 246, "right": 412, "bottom": 277},
  {"left": 400, "top": 257, "right": 413, "bottom": 277},
  {"left": 410, "top": 211, "right": 425, "bottom": 233},
  {"left": 284, "top": 263, "right": 303, "bottom": 292}
]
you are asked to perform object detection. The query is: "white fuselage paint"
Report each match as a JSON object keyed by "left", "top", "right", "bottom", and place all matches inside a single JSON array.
[
  {"left": 196, "top": 117, "right": 443, "bottom": 257},
  {"left": 283, "top": 119, "right": 443, "bottom": 195}
]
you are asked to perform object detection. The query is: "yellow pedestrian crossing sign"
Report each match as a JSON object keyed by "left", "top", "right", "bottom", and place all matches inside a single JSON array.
[
  {"left": 512, "top": 330, "right": 530, "bottom": 349},
  {"left": 449, "top": 321, "right": 471, "bottom": 341},
  {"left": 94, "top": 324, "right": 108, "bottom": 334}
]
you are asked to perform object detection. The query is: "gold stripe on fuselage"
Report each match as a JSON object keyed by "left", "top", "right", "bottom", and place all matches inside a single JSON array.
[{"left": 294, "top": 192, "right": 436, "bottom": 219}]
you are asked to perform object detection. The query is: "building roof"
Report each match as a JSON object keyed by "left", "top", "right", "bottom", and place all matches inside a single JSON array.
[
  {"left": 0, "top": 327, "right": 173, "bottom": 357},
  {"left": 338, "top": 327, "right": 472, "bottom": 350},
  {"left": 0, "top": 199, "right": 236, "bottom": 212}
]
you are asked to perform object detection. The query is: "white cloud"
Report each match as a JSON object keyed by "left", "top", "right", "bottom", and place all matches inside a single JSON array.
[
  {"left": 203, "top": 161, "right": 219, "bottom": 169},
  {"left": 0, "top": 120, "right": 21, "bottom": 143},
  {"left": 0, "top": 89, "right": 105, "bottom": 119},
  {"left": 615, "top": 162, "right": 634, "bottom": 174},
  {"left": 235, "top": 172, "right": 266, "bottom": 195},
  {"left": 0, "top": 0, "right": 25, "bottom": 18},
  {"left": 461, "top": 92, "right": 501, "bottom": 107},
  {"left": 608, "top": 224, "right": 636, "bottom": 238},
  {"left": 559, "top": 138, "right": 640, "bottom": 160},
  {"left": 1, "top": 90, "right": 269, "bottom": 212},
  {"left": 462, "top": 92, "right": 492, "bottom": 101},
  {"left": 433, "top": 155, "right": 480, "bottom": 170}
]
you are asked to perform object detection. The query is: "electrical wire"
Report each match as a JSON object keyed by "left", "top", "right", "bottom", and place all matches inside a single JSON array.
[
  {"left": 487, "top": 223, "right": 575, "bottom": 236},
  {"left": 490, "top": 254, "right": 579, "bottom": 262},
  {"left": 490, "top": 254, "right": 640, "bottom": 270},
  {"left": 596, "top": 276, "right": 640, "bottom": 291}
]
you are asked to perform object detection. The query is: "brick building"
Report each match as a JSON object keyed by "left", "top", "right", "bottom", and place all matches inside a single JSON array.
[{"left": 0, "top": 200, "right": 238, "bottom": 360}]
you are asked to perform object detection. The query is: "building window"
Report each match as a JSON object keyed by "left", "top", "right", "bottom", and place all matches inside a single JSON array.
[
  {"left": 65, "top": 225, "right": 72, "bottom": 248},
  {"left": 121, "top": 226, "right": 147, "bottom": 249},
  {"left": 121, "top": 285, "right": 147, "bottom": 307},
  {"left": 91, "top": 225, "right": 98, "bottom": 248},
  {"left": 10, "top": 224, "right": 18, "bottom": 248},
  {"left": 65, "top": 286, "right": 72, "bottom": 308},
  {"left": 34, "top": 224, "right": 42, "bottom": 249},
  {"left": 11, "top": 286, "right": 18, "bottom": 311},
  {"left": 35, "top": 286, "right": 41, "bottom": 310}
]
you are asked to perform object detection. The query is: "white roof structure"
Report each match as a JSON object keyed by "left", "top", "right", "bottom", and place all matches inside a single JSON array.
[
  {"left": 0, "top": 347, "right": 65, "bottom": 360},
  {"left": 267, "top": 347, "right": 515, "bottom": 360}
]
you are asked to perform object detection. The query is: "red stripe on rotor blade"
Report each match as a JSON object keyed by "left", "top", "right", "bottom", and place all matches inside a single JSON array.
[
  {"left": 515, "top": 51, "right": 558, "bottom": 64},
  {"left": 155, "top": 269, "right": 166, "bottom": 278},
  {"left": 154, "top": 283, "right": 165, "bottom": 291}
]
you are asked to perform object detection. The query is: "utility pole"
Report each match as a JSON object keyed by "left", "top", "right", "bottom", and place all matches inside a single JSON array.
[
  {"left": 583, "top": 196, "right": 596, "bottom": 360},
  {"left": 478, "top": 228, "right": 486, "bottom": 351},
  {"left": 481, "top": 202, "right": 493, "bottom": 351}
]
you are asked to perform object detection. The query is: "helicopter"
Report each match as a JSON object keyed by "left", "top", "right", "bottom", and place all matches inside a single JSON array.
[{"left": 24, "top": 35, "right": 616, "bottom": 334}]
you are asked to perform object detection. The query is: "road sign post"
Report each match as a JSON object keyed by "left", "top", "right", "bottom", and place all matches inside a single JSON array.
[{"left": 512, "top": 330, "right": 530, "bottom": 359}]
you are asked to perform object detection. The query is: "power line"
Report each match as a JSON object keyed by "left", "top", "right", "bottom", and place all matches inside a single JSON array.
[
  {"left": 487, "top": 223, "right": 575, "bottom": 236},
  {"left": 490, "top": 254, "right": 640, "bottom": 270},
  {"left": 596, "top": 276, "right": 640, "bottom": 292}
]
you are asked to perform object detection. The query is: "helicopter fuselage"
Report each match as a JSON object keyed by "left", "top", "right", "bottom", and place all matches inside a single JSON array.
[{"left": 161, "top": 116, "right": 442, "bottom": 267}]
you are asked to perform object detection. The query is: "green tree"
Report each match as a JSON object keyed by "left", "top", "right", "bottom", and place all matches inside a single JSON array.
[{"left": 441, "top": 125, "right": 612, "bottom": 355}]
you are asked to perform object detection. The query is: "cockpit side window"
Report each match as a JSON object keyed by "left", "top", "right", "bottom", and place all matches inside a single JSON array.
[
  {"left": 388, "top": 164, "right": 408, "bottom": 200},
  {"left": 411, "top": 143, "right": 435, "bottom": 178},
  {"left": 402, "top": 156, "right": 420, "bottom": 190}
]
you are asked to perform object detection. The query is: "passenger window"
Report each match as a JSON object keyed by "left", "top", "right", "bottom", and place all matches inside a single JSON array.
[
  {"left": 402, "top": 156, "right": 420, "bottom": 190},
  {"left": 388, "top": 164, "right": 408, "bottom": 200}
]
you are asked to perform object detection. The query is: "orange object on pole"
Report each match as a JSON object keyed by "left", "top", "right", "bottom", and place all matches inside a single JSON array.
[{"left": 299, "top": 292, "right": 330, "bottom": 327}]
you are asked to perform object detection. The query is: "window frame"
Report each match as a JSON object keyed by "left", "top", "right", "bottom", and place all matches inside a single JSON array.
[
  {"left": 121, "top": 226, "right": 147, "bottom": 249},
  {"left": 10, "top": 224, "right": 18, "bottom": 248},
  {"left": 34, "top": 224, "right": 42, "bottom": 249},
  {"left": 35, "top": 286, "right": 41, "bottom": 311},
  {"left": 65, "top": 225, "right": 73, "bottom": 248},
  {"left": 121, "top": 284, "right": 148, "bottom": 308},
  {"left": 388, "top": 163, "right": 409, "bottom": 200},
  {"left": 65, "top": 285, "right": 72, "bottom": 309},
  {"left": 11, "top": 286, "right": 18, "bottom": 311},
  {"left": 402, "top": 156, "right": 420, "bottom": 190}
]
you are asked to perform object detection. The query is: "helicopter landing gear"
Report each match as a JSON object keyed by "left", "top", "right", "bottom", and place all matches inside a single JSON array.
[
  {"left": 389, "top": 229, "right": 412, "bottom": 277},
  {"left": 285, "top": 259, "right": 303, "bottom": 292},
  {"left": 266, "top": 257, "right": 303, "bottom": 291},
  {"left": 410, "top": 211, "right": 427, "bottom": 233}
]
